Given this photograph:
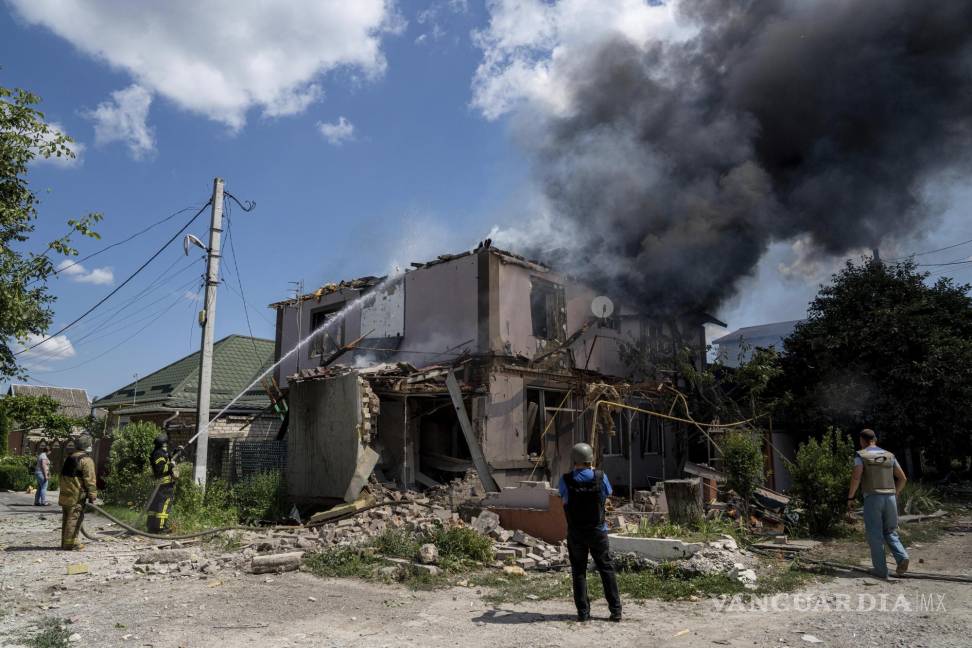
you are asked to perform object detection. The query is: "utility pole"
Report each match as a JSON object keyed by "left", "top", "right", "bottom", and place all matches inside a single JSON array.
[{"left": 193, "top": 177, "right": 224, "bottom": 488}]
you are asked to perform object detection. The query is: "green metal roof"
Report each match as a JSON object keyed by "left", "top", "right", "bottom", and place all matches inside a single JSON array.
[{"left": 92, "top": 335, "right": 274, "bottom": 412}]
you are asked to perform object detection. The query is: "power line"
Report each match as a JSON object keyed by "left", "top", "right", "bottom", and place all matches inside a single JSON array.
[
  {"left": 16, "top": 199, "right": 211, "bottom": 356},
  {"left": 31, "top": 291, "right": 193, "bottom": 374},
  {"left": 45, "top": 204, "right": 203, "bottom": 282},
  {"left": 889, "top": 237, "right": 972, "bottom": 261},
  {"left": 22, "top": 274, "right": 203, "bottom": 366},
  {"left": 225, "top": 209, "right": 265, "bottom": 341},
  {"left": 917, "top": 259, "right": 972, "bottom": 268}
]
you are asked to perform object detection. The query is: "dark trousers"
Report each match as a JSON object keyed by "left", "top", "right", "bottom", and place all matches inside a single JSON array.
[
  {"left": 567, "top": 527, "right": 621, "bottom": 616},
  {"left": 147, "top": 483, "right": 174, "bottom": 533}
]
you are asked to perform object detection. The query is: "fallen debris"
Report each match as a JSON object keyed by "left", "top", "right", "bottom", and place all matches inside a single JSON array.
[{"left": 251, "top": 551, "right": 305, "bottom": 574}]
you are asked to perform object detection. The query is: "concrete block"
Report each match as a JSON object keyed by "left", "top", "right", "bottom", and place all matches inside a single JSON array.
[
  {"left": 413, "top": 564, "right": 441, "bottom": 576},
  {"left": 512, "top": 530, "right": 540, "bottom": 547},
  {"left": 493, "top": 549, "right": 517, "bottom": 563},
  {"left": 607, "top": 535, "right": 703, "bottom": 561},
  {"left": 515, "top": 557, "right": 537, "bottom": 570}
]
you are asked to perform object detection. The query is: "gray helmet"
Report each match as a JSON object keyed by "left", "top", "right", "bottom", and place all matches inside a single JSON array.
[
  {"left": 154, "top": 433, "right": 168, "bottom": 448},
  {"left": 75, "top": 434, "right": 93, "bottom": 452},
  {"left": 570, "top": 442, "right": 594, "bottom": 465}
]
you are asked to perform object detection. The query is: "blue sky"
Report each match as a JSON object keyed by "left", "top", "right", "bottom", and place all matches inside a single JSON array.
[{"left": 3, "top": 0, "right": 971, "bottom": 399}]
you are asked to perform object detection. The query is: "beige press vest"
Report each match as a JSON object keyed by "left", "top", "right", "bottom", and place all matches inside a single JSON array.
[{"left": 858, "top": 449, "right": 896, "bottom": 495}]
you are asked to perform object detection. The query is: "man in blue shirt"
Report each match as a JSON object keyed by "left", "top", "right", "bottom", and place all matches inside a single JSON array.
[
  {"left": 558, "top": 442, "right": 622, "bottom": 622},
  {"left": 847, "top": 428, "right": 909, "bottom": 579}
]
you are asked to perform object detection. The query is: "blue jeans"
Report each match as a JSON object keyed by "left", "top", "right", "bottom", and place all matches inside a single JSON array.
[
  {"left": 34, "top": 472, "right": 49, "bottom": 505},
  {"left": 862, "top": 493, "right": 908, "bottom": 577}
]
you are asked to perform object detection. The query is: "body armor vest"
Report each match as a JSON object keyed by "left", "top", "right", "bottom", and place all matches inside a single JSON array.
[{"left": 563, "top": 470, "right": 605, "bottom": 530}]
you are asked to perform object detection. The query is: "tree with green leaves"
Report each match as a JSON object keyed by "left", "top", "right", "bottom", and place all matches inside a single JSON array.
[
  {"left": 780, "top": 258, "right": 972, "bottom": 474},
  {"left": 0, "top": 393, "right": 85, "bottom": 455},
  {"left": 1, "top": 83, "right": 101, "bottom": 379}
]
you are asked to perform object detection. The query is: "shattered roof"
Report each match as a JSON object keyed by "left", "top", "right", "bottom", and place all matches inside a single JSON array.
[
  {"left": 6, "top": 385, "right": 91, "bottom": 418},
  {"left": 269, "top": 242, "right": 550, "bottom": 308},
  {"left": 92, "top": 335, "right": 274, "bottom": 412}
]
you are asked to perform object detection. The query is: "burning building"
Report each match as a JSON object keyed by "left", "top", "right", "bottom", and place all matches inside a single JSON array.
[{"left": 271, "top": 242, "right": 723, "bottom": 505}]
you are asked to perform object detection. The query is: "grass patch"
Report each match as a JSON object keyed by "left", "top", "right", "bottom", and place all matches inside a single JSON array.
[
  {"left": 97, "top": 503, "right": 148, "bottom": 531},
  {"left": 626, "top": 517, "right": 749, "bottom": 544},
  {"left": 304, "top": 546, "right": 384, "bottom": 579},
  {"left": 19, "top": 618, "right": 71, "bottom": 648},
  {"left": 472, "top": 558, "right": 819, "bottom": 604},
  {"left": 470, "top": 571, "right": 573, "bottom": 604},
  {"left": 304, "top": 523, "right": 496, "bottom": 591}
]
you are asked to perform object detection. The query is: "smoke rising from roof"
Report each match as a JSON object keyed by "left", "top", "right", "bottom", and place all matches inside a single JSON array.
[{"left": 492, "top": 0, "right": 972, "bottom": 313}]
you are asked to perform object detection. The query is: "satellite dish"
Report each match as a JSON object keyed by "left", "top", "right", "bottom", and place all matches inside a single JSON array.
[{"left": 591, "top": 295, "right": 615, "bottom": 319}]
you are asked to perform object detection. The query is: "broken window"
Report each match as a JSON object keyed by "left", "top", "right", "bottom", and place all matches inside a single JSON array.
[
  {"left": 530, "top": 278, "right": 566, "bottom": 341},
  {"left": 602, "top": 412, "right": 624, "bottom": 456},
  {"left": 642, "top": 416, "right": 663, "bottom": 455},
  {"left": 526, "top": 388, "right": 575, "bottom": 458},
  {"left": 310, "top": 306, "right": 344, "bottom": 358}
]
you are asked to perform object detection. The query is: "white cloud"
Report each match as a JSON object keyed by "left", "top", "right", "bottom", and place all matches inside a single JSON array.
[
  {"left": 471, "top": 0, "right": 692, "bottom": 120},
  {"left": 83, "top": 84, "right": 155, "bottom": 159},
  {"left": 31, "top": 121, "right": 85, "bottom": 168},
  {"left": 9, "top": 0, "right": 401, "bottom": 130},
  {"left": 20, "top": 333, "right": 77, "bottom": 361},
  {"left": 183, "top": 290, "right": 201, "bottom": 302},
  {"left": 56, "top": 259, "right": 115, "bottom": 285},
  {"left": 317, "top": 117, "right": 356, "bottom": 146}
]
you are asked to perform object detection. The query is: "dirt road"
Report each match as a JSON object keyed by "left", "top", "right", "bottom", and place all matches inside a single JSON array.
[{"left": 2, "top": 490, "right": 970, "bottom": 648}]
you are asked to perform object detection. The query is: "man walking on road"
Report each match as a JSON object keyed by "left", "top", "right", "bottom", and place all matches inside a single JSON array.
[
  {"left": 59, "top": 434, "right": 97, "bottom": 550},
  {"left": 847, "top": 428, "right": 909, "bottom": 579},
  {"left": 559, "top": 442, "right": 622, "bottom": 622},
  {"left": 34, "top": 441, "right": 51, "bottom": 506}
]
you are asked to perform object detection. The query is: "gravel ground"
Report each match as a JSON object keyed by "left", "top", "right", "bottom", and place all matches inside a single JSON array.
[{"left": 2, "top": 490, "right": 970, "bottom": 648}]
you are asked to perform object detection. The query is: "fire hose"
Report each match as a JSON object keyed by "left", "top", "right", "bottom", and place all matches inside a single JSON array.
[
  {"left": 79, "top": 497, "right": 433, "bottom": 542},
  {"left": 750, "top": 546, "right": 972, "bottom": 584}
]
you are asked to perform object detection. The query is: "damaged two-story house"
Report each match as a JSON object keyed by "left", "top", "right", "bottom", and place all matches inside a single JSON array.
[{"left": 271, "top": 243, "right": 721, "bottom": 504}]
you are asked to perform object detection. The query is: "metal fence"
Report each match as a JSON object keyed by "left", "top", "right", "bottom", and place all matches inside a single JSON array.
[{"left": 208, "top": 438, "right": 287, "bottom": 483}]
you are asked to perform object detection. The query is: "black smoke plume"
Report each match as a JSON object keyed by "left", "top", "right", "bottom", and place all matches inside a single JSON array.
[{"left": 528, "top": 0, "right": 972, "bottom": 313}]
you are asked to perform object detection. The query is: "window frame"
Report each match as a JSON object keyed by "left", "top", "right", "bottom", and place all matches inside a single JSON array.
[{"left": 309, "top": 305, "right": 345, "bottom": 358}]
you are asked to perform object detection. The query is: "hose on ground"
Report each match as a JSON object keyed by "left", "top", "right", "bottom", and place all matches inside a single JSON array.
[
  {"left": 79, "top": 497, "right": 435, "bottom": 542},
  {"left": 750, "top": 546, "right": 972, "bottom": 584}
]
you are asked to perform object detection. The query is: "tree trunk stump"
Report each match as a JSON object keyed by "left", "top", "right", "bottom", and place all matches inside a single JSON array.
[{"left": 664, "top": 478, "right": 704, "bottom": 527}]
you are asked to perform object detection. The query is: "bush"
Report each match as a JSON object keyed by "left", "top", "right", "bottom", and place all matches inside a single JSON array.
[
  {"left": 1, "top": 454, "right": 36, "bottom": 473},
  {"left": 428, "top": 525, "right": 494, "bottom": 565},
  {"left": 107, "top": 421, "right": 160, "bottom": 494},
  {"left": 0, "top": 463, "right": 33, "bottom": 490},
  {"left": 169, "top": 470, "right": 238, "bottom": 532},
  {"left": 232, "top": 470, "right": 288, "bottom": 523},
  {"left": 899, "top": 482, "right": 941, "bottom": 515},
  {"left": 788, "top": 428, "right": 855, "bottom": 536},
  {"left": 721, "top": 430, "right": 765, "bottom": 509},
  {"left": 372, "top": 528, "right": 421, "bottom": 559},
  {"left": 102, "top": 468, "right": 156, "bottom": 507}
]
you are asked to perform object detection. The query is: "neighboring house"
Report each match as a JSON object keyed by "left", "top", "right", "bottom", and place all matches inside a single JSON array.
[
  {"left": 4, "top": 384, "right": 93, "bottom": 455},
  {"left": 712, "top": 320, "right": 804, "bottom": 368},
  {"left": 272, "top": 242, "right": 722, "bottom": 503},
  {"left": 92, "top": 335, "right": 282, "bottom": 481},
  {"left": 712, "top": 319, "right": 807, "bottom": 492}
]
